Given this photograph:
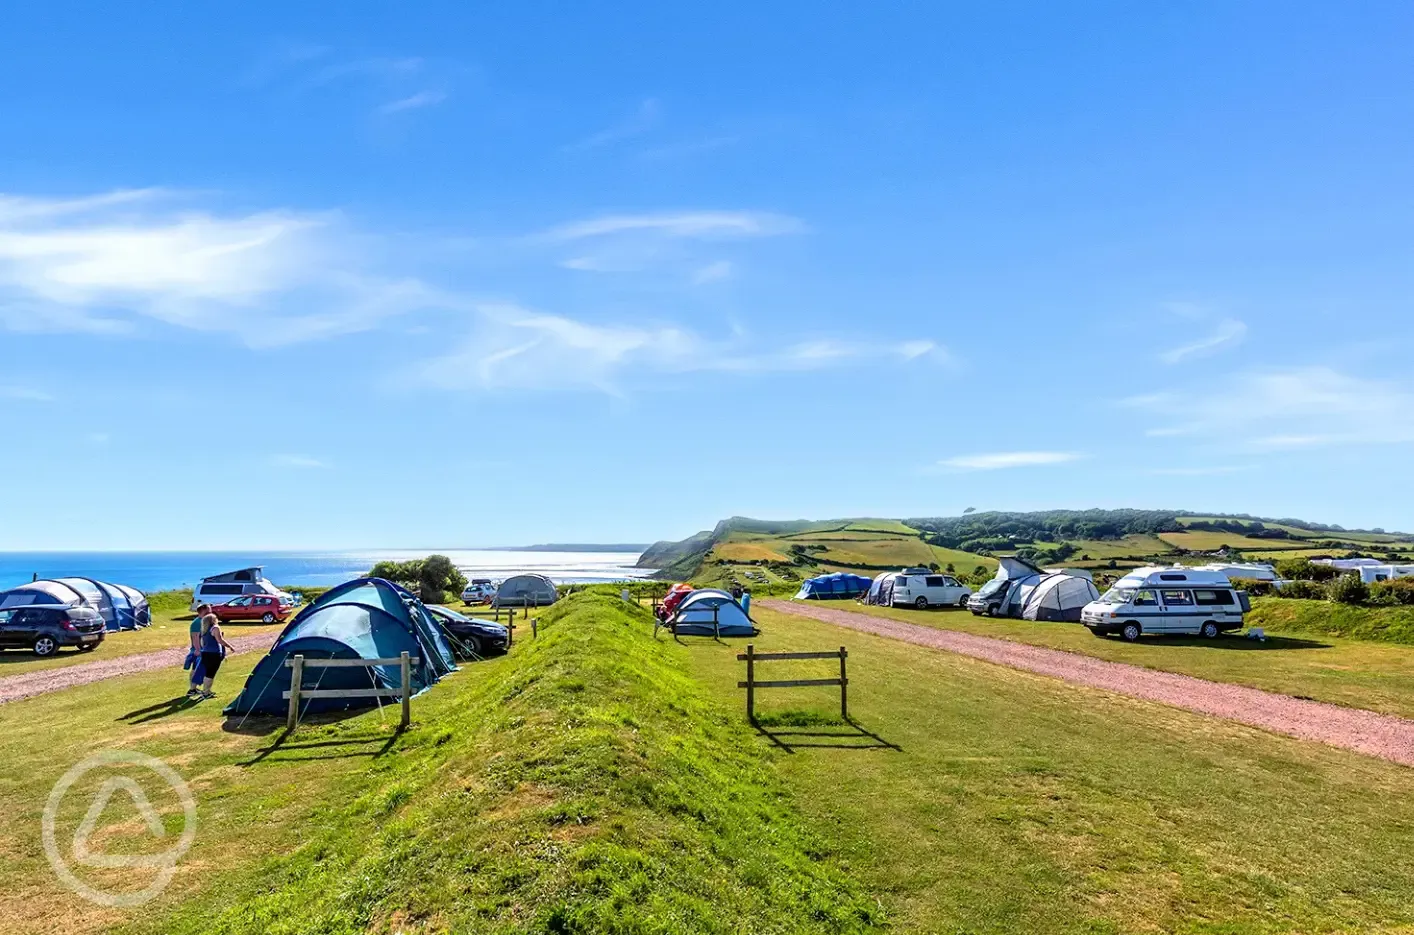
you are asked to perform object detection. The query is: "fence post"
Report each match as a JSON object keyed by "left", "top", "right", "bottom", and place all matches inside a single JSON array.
[
  {"left": 399, "top": 651, "right": 411, "bottom": 729},
  {"left": 713, "top": 603, "right": 720, "bottom": 639},
  {"left": 839, "top": 646, "right": 849, "bottom": 720},
  {"left": 746, "top": 644, "right": 755, "bottom": 720},
  {"left": 287, "top": 654, "right": 304, "bottom": 731}
]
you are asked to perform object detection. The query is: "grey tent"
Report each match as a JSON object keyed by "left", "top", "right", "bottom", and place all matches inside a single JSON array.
[
  {"left": 669, "top": 589, "right": 757, "bottom": 637},
  {"left": 493, "top": 574, "right": 558, "bottom": 607},
  {"left": 1018, "top": 572, "right": 1100, "bottom": 622}
]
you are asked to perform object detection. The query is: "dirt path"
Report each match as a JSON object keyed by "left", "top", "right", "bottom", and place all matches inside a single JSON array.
[
  {"left": 762, "top": 599, "right": 1414, "bottom": 768},
  {"left": 0, "top": 632, "right": 278, "bottom": 705}
]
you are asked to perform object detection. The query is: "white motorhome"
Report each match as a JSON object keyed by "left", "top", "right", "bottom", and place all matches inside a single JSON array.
[
  {"left": 1360, "top": 564, "right": 1414, "bottom": 584},
  {"left": 1081, "top": 566, "right": 1250, "bottom": 642},
  {"left": 190, "top": 567, "right": 292, "bottom": 611}
]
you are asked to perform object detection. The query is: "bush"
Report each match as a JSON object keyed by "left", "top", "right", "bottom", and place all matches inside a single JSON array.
[
  {"left": 1231, "top": 576, "right": 1274, "bottom": 596},
  {"left": 1276, "top": 579, "right": 1326, "bottom": 600},
  {"left": 1327, "top": 573, "right": 1370, "bottom": 605},
  {"left": 1274, "top": 557, "right": 1339, "bottom": 582},
  {"left": 1369, "top": 578, "right": 1414, "bottom": 606}
]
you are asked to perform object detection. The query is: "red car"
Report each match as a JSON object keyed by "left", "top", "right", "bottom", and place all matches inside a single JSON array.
[{"left": 211, "top": 594, "right": 290, "bottom": 625}]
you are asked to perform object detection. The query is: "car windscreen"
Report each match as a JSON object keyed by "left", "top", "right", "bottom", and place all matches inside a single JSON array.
[
  {"left": 1098, "top": 588, "right": 1135, "bottom": 604},
  {"left": 976, "top": 579, "right": 1007, "bottom": 598}
]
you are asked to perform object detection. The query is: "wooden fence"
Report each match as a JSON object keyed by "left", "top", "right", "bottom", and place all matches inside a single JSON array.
[
  {"left": 284, "top": 652, "right": 420, "bottom": 731},
  {"left": 737, "top": 644, "right": 848, "bottom": 720}
]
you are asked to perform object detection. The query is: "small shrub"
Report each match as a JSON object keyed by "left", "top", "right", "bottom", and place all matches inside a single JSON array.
[
  {"left": 1369, "top": 578, "right": 1414, "bottom": 606},
  {"left": 1231, "top": 576, "right": 1274, "bottom": 596},
  {"left": 1327, "top": 574, "right": 1370, "bottom": 605},
  {"left": 1277, "top": 579, "right": 1325, "bottom": 600},
  {"left": 1275, "top": 557, "right": 1339, "bottom": 582}
]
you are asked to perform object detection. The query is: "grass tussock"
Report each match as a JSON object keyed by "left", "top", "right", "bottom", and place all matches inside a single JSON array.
[{"left": 136, "top": 592, "right": 882, "bottom": 935}]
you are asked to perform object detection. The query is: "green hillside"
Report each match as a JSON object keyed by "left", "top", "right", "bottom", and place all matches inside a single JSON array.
[{"left": 638, "top": 510, "right": 1414, "bottom": 586}]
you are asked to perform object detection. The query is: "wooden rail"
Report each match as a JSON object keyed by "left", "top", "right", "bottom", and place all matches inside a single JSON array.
[
  {"left": 737, "top": 644, "right": 848, "bottom": 721},
  {"left": 283, "top": 653, "right": 421, "bottom": 731}
]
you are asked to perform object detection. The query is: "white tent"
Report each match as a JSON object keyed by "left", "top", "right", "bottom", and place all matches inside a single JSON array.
[{"left": 1018, "top": 573, "right": 1100, "bottom": 621}]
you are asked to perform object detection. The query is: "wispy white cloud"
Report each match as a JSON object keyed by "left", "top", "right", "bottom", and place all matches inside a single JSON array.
[
  {"left": 1124, "top": 366, "right": 1414, "bottom": 449},
  {"left": 543, "top": 210, "right": 804, "bottom": 242},
  {"left": 1147, "top": 465, "right": 1255, "bottom": 476},
  {"left": 402, "top": 303, "right": 945, "bottom": 395},
  {"left": 939, "top": 451, "right": 1084, "bottom": 471},
  {"left": 269, "top": 454, "right": 329, "bottom": 469},
  {"left": 1159, "top": 317, "right": 1248, "bottom": 364},
  {"left": 0, "top": 189, "right": 464, "bottom": 346},
  {"left": 0, "top": 385, "right": 54, "bottom": 402},
  {"left": 691, "top": 260, "right": 733, "bottom": 284},
  {"left": 377, "top": 89, "right": 447, "bottom": 115},
  {"left": 565, "top": 98, "right": 660, "bottom": 151}
]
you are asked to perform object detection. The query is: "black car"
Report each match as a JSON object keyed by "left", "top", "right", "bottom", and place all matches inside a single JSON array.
[
  {"left": 0, "top": 605, "right": 106, "bottom": 656},
  {"left": 427, "top": 605, "right": 510, "bottom": 658}
]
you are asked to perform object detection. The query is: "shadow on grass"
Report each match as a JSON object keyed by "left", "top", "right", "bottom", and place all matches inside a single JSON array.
[
  {"left": 750, "top": 714, "right": 901, "bottom": 754},
  {"left": 1129, "top": 635, "right": 1331, "bottom": 651},
  {"left": 119, "top": 694, "right": 205, "bottom": 724},
  {"left": 233, "top": 726, "right": 403, "bottom": 766}
]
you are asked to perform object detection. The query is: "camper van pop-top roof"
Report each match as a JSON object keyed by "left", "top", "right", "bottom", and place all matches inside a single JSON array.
[{"left": 1114, "top": 566, "right": 1236, "bottom": 589}]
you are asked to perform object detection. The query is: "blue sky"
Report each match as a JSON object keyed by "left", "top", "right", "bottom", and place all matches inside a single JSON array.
[{"left": 2, "top": 2, "right": 1413, "bottom": 549}]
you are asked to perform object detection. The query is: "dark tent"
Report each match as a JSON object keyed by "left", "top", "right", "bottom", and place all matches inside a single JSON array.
[
  {"left": 794, "top": 572, "right": 874, "bottom": 601},
  {"left": 224, "top": 577, "right": 456, "bottom": 718},
  {"left": 493, "top": 574, "right": 558, "bottom": 607},
  {"left": 0, "top": 577, "right": 150, "bottom": 631}
]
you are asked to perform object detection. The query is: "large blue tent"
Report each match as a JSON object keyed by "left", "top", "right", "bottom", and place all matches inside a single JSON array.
[
  {"left": 0, "top": 578, "right": 149, "bottom": 631},
  {"left": 793, "top": 572, "right": 873, "bottom": 601},
  {"left": 224, "top": 577, "right": 457, "bottom": 718}
]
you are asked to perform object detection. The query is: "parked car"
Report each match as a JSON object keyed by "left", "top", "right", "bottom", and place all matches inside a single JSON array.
[
  {"left": 460, "top": 580, "right": 496, "bottom": 604},
  {"left": 427, "top": 605, "right": 510, "bottom": 657},
  {"left": 892, "top": 573, "right": 971, "bottom": 609},
  {"left": 967, "top": 576, "right": 1013, "bottom": 616},
  {"left": 210, "top": 594, "right": 291, "bottom": 624},
  {"left": 0, "top": 605, "right": 105, "bottom": 656},
  {"left": 1081, "top": 567, "right": 1250, "bottom": 641}
]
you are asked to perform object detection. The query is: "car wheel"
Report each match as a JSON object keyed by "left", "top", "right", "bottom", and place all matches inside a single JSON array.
[
  {"left": 1200, "top": 621, "right": 1219, "bottom": 638},
  {"left": 1120, "top": 622, "right": 1142, "bottom": 642},
  {"left": 33, "top": 636, "right": 58, "bottom": 657},
  {"left": 914, "top": 596, "right": 929, "bottom": 609},
  {"left": 987, "top": 604, "right": 1000, "bottom": 617},
  {"left": 463, "top": 635, "right": 483, "bottom": 658},
  {"left": 957, "top": 595, "right": 970, "bottom": 608},
  {"left": 261, "top": 612, "right": 276, "bottom": 624}
]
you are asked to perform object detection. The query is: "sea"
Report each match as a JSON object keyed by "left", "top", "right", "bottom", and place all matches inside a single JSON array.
[{"left": 0, "top": 549, "right": 651, "bottom": 594}]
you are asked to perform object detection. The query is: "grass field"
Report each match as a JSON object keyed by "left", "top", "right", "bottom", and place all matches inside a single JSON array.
[
  {"left": 9, "top": 593, "right": 1414, "bottom": 932},
  {"left": 830, "top": 600, "right": 1414, "bottom": 719},
  {"left": 1067, "top": 534, "right": 1176, "bottom": 560},
  {"left": 711, "top": 541, "right": 791, "bottom": 562},
  {"left": 1158, "top": 530, "right": 1316, "bottom": 552},
  {"left": 683, "top": 605, "right": 1414, "bottom": 933},
  {"left": 1249, "top": 598, "right": 1414, "bottom": 645}
]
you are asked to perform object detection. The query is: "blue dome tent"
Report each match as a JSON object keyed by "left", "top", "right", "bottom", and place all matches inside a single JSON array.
[
  {"left": 670, "top": 589, "right": 757, "bottom": 637},
  {"left": 793, "top": 572, "right": 874, "bottom": 601},
  {"left": 224, "top": 578, "right": 457, "bottom": 718},
  {"left": 0, "top": 578, "right": 149, "bottom": 631}
]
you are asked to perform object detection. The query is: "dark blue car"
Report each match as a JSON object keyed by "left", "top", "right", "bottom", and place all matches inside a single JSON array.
[{"left": 427, "top": 605, "right": 510, "bottom": 658}]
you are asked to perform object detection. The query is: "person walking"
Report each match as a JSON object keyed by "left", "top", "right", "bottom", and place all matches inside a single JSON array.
[
  {"left": 184, "top": 605, "right": 210, "bottom": 697},
  {"left": 195, "top": 605, "right": 237, "bottom": 700}
]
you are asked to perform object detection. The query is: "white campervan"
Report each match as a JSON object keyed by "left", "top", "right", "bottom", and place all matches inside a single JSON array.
[
  {"left": 1081, "top": 566, "right": 1250, "bottom": 642},
  {"left": 891, "top": 571, "right": 972, "bottom": 609},
  {"left": 190, "top": 566, "right": 292, "bottom": 612}
]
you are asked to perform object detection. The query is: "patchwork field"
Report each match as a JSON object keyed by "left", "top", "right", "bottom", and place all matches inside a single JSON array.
[{"left": 1158, "top": 530, "right": 1314, "bottom": 552}]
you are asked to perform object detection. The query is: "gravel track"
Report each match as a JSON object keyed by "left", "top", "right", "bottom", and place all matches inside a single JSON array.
[
  {"left": 0, "top": 632, "right": 278, "bottom": 705},
  {"left": 762, "top": 599, "right": 1414, "bottom": 767}
]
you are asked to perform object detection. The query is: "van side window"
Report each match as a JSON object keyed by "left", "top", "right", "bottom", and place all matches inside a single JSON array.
[
  {"left": 943, "top": 577, "right": 959, "bottom": 586},
  {"left": 1194, "top": 589, "right": 1234, "bottom": 606},
  {"left": 1161, "top": 590, "right": 1195, "bottom": 606},
  {"left": 1134, "top": 590, "right": 1158, "bottom": 606},
  {"left": 201, "top": 584, "right": 244, "bottom": 596},
  {"left": 896, "top": 576, "right": 908, "bottom": 586},
  {"left": 926, "top": 576, "right": 944, "bottom": 587}
]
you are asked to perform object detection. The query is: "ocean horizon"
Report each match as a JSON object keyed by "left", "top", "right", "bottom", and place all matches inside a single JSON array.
[{"left": 0, "top": 549, "right": 652, "bottom": 593}]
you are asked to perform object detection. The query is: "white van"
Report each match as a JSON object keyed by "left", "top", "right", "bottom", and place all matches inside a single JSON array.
[
  {"left": 190, "top": 566, "right": 292, "bottom": 611},
  {"left": 1081, "top": 567, "right": 1250, "bottom": 641},
  {"left": 891, "top": 572, "right": 972, "bottom": 609}
]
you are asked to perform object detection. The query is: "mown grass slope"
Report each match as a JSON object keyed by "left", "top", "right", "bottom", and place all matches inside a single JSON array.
[
  {"left": 1248, "top": 598, "right": 1414, "bottom": 645},
  {"left": 133, "top": 593, "right": 881, "bottom": 935}
]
